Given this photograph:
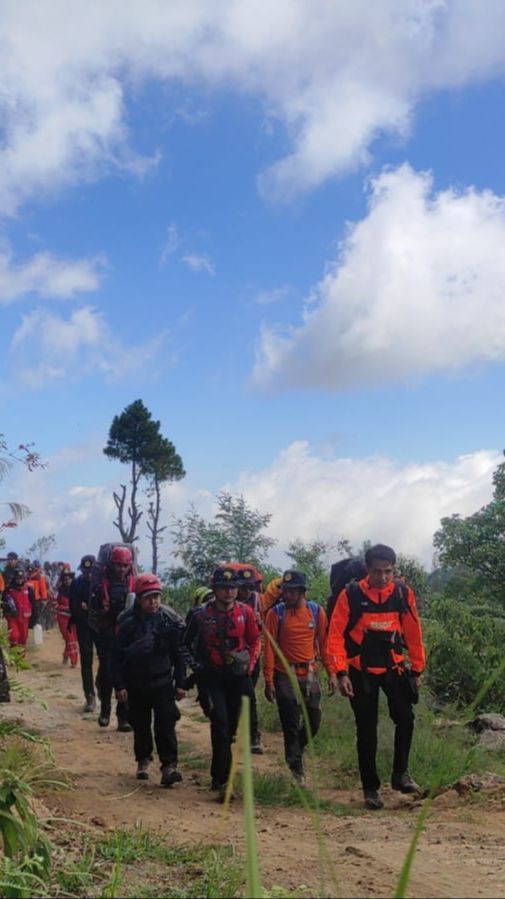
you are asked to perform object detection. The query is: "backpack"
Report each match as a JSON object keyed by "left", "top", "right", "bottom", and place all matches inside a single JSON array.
[
  {"left": 271, "top": 600, "right": 321, "bottom": 638},
  {"left": 326, "top": 557, "right": 366, "bottom": 622},
  {"left": 91, "top": 542, "right": 138, "bottom": 589}
]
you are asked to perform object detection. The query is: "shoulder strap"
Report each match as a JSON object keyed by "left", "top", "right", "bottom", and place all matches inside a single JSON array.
[
  {"left": 272, "top": 600, "right": 320, "bottom": 640},
  {"left": 306, "top": 600, "right": 320, "bottom": 625},
  {"left": 394, "top": 580, "right": 410, "bottom": 614}
]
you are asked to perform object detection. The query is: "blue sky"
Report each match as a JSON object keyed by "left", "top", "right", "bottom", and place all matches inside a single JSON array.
[{"left": 2, "top": 1, "right": 505, "bottom": 570}]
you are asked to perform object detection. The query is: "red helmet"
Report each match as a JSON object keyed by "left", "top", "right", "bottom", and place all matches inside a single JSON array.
[
  {"left": 135, "top": 573, "right": 162, "bottom": 598},
  {"left": 110, "top": 546, "right": 133, "bottom": 565}
]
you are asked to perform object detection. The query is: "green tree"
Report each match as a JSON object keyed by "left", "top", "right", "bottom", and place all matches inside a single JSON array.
[
  {"left": 103, "top": 400, "right": 161, "bottom": 543},
  {"left": 145, "top": 435, "right": 185, "bottom": 574},
  {"left": 25, "top": 534, "right": 56, "bottom": 562},
  {"left": 171, "top": 492, "right": 277, "bottom": 581},
  {"left": 433, "top": 458, "right": 505, "bottom": 605},
  {"left": 285, "top": 538, "right": 332, "bottom": 582},
  {"left": 396, "top": 553, "right": 430, "bottom": 610},
  {"left": 215, "top": 493, "right": 277, "bottom": 563}
]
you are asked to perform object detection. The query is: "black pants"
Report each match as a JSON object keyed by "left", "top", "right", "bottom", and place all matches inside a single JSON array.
[
  {"left": 349, "top": 667, "right": 415, "bottom": 791},
  {"left": 0, "top": 647, "right": 10, "bottom": 703},
  {"left": 94, "top": 631, "right": 129, "bottom": 724},
  {"left": 274, "top": 670, "right": 322, "bottom": 774},
  {"left": 205, "top": 668, "right": 254, "bottom": 787},
  {"left": 128, "top": 686, "right": 179, "bottom": 766},
  {"left": 76, "top": 621, "right": 100, "bottom": 700},
  {"left": 250, "top": 660, "right": 261, "bottom": 742}
]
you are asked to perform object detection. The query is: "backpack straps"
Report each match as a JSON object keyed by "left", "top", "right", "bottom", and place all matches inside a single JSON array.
[
  {"left": 273, "top": 599, "right": 320, "bottom": 640},
  {"left": 343, "top": 579, "right": 409, "bottom": 658}
]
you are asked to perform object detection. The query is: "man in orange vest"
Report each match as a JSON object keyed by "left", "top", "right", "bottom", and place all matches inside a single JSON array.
[
  {"left": 327, "top": 544, "right": 426, "bottom": 810},
  {"left": 264, "top": 570, "right": 334, "bottom": 784}
]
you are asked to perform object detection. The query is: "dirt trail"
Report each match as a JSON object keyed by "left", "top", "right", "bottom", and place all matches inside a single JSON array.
[{"left": 4, "top": 631, "right": 505, "bottom": 898}]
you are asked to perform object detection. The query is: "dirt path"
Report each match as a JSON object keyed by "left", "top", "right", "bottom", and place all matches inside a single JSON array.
[{"left": 4, "top": 631, "right": 505, "bottom": 898}]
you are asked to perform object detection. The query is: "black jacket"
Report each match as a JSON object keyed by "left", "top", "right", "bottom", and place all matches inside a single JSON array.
[
  {"left": 112, "top": 604, "right": 186, "bottom": 693},
  {"left": 69, "top": 574, "right": 98, "bottom": 625}
]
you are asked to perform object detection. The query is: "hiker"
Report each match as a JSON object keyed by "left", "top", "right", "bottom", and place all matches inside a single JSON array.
[
  {"left": 184, "top": 566, "right": 261, "bottom": 801},
  {"left": 112, "top": 574, "right": 186, "bottom": 787},
  {"left": 2, "top": 552, "right": 22, "bottom": 589},
  {"left": 0, "top": 646, "right": 10, "bottom": 703},
  {"left": 88, "top": 546, "right": 135, "bottom": 731},
  {"left": 1, "top": 567, "right": 38, "bottom": 651},
  {"left": 69, "top": 555, "right": 101, "bottom": 712},
  {"left": 54, "top": 569, "right": 78, "bottom": 667},
  {"left": 185, "top": 585, "right": 214, "bottom": 626},
  {"left": 27, "top": 560, "right": 50, "bottom": 629},
  {"left": 328, "top": 543, "right": 426, "bottom": 810},
  {"left": 264, "top": 570, "right": 333, "bottom": 784},
  {"left": 236, "top": 566, "right": 264, "bottom": 754}
]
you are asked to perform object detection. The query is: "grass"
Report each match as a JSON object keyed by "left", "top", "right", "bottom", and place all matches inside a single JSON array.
[
  {"left": 253, "top": 771, "right": 357, "bottom": 817},
  {"left": 91, "top": 829, "right": 244, "bottom": 898},
  {"left": 255, "top": 685, "right": 505, "bottom": 794},
  {"left": 51, "top": 828, "right": 244, "bottom": 898}
]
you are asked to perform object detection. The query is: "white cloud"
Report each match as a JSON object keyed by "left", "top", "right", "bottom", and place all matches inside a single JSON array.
[
  {"left": 0, "top": 242, "right": 104, "bottom": 303},
  {"left": 254, "top": 285, "right": 290, "bottom": 306},
  {"left": 1, "top": 2, "right": 505, "bottom": 209},
  {"left": 159, "top": 222, "right": 180, "bottom": 267},
  {"left": 182, "top": 253, "right": 215, "bottom": 275},
  {"left": 231, "top": 442, "right": 501, "bottom": 567},
  {"left": 253, "top": 164, "right": 505, "bottom": 390},
  {"left": 7, "top": 437, "right": 500, "bottom": 571},
  {"left": 8, "top": 305, "right": 166, "bottom": 388}
]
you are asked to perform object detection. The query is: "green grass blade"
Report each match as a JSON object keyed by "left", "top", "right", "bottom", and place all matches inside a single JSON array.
[{"left": 240, "top": 696, "right": 262, "bottom": 899}]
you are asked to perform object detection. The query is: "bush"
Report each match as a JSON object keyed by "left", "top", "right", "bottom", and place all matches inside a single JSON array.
[{"left": 424, "top": 596, "right": 505, "bottom": 709}]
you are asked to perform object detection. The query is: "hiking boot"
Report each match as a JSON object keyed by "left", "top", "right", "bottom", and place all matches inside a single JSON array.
[
  {"left": 83, "top": 695, "right": 96, "bottom": 713},
  {"left": 391, "top": 772, "right": 420, "bottom": 794},
  {"left": 160, "top": 765, "right": 183, "bottom": 788},
  {"left": 136, "top": 759, "right": 151, "bottom": 780},
  {"left": 290, "top": 766, "right": 305, "bottom": 787},
  {"left": 364, "top": 789, "right": 384, "bottom": 810},
  {"left": 117, "top": 720, "right": 132, "bottom": 733},
  {"left": 217, "top": 784, "right": 237, "bottom": 803},
  {"left": 251, "top": 736, "right": 264, "bottom": 755},
  {"left": 98, "top": 710, "right": 110, "bottom": 727}
]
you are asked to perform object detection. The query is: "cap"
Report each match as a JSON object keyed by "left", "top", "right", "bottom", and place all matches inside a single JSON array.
[
  {"left": 211, "top": 567, "right": 239, "bottom": 588},
  {"left": 281, "top": 570, "right": 306, "bottom": 590},
  {"left": 79, "top": 554, "right": 96, "bottom": 571},
  {"left": 135, "top": 573, "right": 162, "bottom": 598},
  {"left": 237, "top": 567, "right": 259, "bottom": 587}
]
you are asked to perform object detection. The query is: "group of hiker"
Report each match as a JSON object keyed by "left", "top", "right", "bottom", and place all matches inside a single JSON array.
[{"left": 0, "top": 542, "right": 426, "bottom": 810}]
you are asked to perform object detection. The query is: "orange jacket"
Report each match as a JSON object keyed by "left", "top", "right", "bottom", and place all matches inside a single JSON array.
[
  {"left": 326, "top": 577, "right": 426, "bottom": 676},
  {"left": 27, "top": 574, "right": 48, "bottom": 601},
  {"left": 261, "top": 577, "right": 282, "bottom": 619},
  {"left": 263, "top": 600, "right": 330, "bottom": 686}
]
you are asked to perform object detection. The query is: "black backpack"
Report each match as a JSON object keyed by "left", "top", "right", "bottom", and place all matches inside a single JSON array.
[{"left": 326, "top": 557, "right": 367, "bottom": 623}]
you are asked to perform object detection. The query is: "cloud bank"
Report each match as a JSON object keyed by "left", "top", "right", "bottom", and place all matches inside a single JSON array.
[
  {"left": 233, "top": 442, "right": 501, "bottom": 567},
  {"left": 253, "top": 165, "right": 505, "bottom": 390},
  {"left": 1, "top": 1, "right": 505, "bottom": 210},
  {"left": 9, "top": 439, "right": 500, "bottom": 571}
]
